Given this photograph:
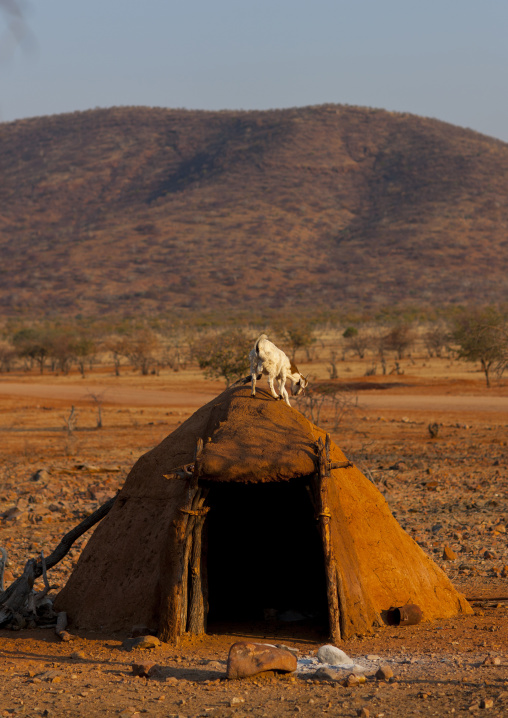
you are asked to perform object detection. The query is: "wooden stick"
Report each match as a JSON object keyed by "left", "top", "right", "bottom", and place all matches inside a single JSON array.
[
  {"left": 187, "top": 491, "right": 210, "bottom": 634},
  {"left": 316, "top": 435, "right": 342, "bottom": 643},
  {"left": 0, "top": 495, "right": 116, "bottom": 609}
]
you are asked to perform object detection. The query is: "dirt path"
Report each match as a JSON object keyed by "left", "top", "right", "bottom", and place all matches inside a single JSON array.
[
  {"left": 0, "top": 382, "right": 217, "bottom": 408},
  {"left": 1, "top": 381, "right": 507, "bottom": 415}
]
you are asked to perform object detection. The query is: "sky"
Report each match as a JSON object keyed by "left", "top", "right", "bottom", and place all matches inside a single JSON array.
[{"left": 1, "top": 0, "right": 507, "bottom": 142}]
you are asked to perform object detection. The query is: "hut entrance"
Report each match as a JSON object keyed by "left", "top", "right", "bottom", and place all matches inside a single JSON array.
[{"left": 203, "top": 479, "right": 329, "bottom": 637}]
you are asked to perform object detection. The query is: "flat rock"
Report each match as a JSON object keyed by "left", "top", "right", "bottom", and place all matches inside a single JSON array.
[
  {"left": 317, "top": 644, "right": 353, "bottom": 666},
  {"left": 313, "top": 666, "right": 341, "bottom": 682},
  {"left": 122, "top": 635, "right": 161, "bottom": 651},
  {"left": 227, "top": 641, "right": 297, "bottom": 679},
  {"left": 443, "top": 545, "right": 458, "bottom": 560},
  {"left": 131, "top": 662, "right": 157, "bottom": 677},
  {"left": 375, "top": 664, "right": 394, "bottom": 680}
]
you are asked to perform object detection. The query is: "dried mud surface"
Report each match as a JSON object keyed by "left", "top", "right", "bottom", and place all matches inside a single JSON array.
[{"left": 1, "top": 363, "right": 507, "bottom": 717}]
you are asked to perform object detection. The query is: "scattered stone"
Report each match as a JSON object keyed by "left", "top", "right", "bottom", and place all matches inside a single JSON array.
[
  {"left": 343, "top": 673, "right": 364, "bottom": 687},
  {"left": 317, "top": 644, "right": 353, "bottom": 666},
  {"left": 70, "top": 651, "right": 86, "bottom": 660},
  {"left": 122, "top": 635, "right": 161, "bottom": 651},
  {"left": 57, "top": 630, "right": 75, "bottom": 642},
  {"left": 227, "top": 641, "right": 297, "bottom": 679},
  {"left": 443, "top": 545, "right": 458, "bottom": 560},
  {"left": 229, "top": 697, "right": 245, "bottom": 706},
  {"left": 31, "top": 469, "right": 50, "bottom": 482},
  {"left": 313, "top": 666, "right": 341, "bottom": 682},
  {"left": 389, "top": 461, "right": 408, "bottom": 471},
  {"left": 131, "top": 662, "right": 157, "bottom": 678},
  {"left": 375, "top": 665, "right": 394, "bottom": 681}
]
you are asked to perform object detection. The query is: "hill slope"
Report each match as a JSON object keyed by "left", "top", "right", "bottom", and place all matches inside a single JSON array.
[{"left": 1, "top": 104, "right": 508, "bottom": 317}]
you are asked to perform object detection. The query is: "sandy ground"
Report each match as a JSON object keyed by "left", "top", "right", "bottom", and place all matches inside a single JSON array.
[{"left": 1, "top": 357, "right": 507, "bottom": 717}]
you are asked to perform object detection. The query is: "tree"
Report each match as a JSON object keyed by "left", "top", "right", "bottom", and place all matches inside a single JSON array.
[
  {"left": 193, "top": 329, "right": 251, "bottom": 386},
  {"left": 122, "top": 328, "right": 160, "bottom": 375},
  {"left": 423, "top": 324, "right": 450, "bottom": 358},
  {"left": 382, "top": 324, "right": 414, "bottom": 359},
  {"left": 343, "top": 326, "right": 370, "bottom": 359},
  {"left": 12, "top": 327, "right": 51, "bottom": 373},
  {"left": 280, "top": 322, "right": 316, "bottom": 361},
  {"left": 453, "top": 309, "right": 508, "bottom": 387}
]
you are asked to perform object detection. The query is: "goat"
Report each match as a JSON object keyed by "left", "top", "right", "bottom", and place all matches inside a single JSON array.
[{"left": 246, "top": 334, "right": 308, "bottom": 407}]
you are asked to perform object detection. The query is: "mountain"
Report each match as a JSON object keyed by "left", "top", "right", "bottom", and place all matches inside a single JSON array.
[{"left": 1, "top": 104, "right": 507, "bottom": 318}]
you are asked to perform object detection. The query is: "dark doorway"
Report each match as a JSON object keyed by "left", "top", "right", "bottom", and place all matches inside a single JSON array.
[{"left": 204, "top": 478, "right": 328, "bottom": 637}]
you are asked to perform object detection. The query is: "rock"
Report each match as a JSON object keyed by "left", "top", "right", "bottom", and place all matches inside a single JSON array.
[
  {"left": 227, "top": 642, "right": 297, "bottom": 679},
  {"left": 483, "top": 550, "right": 496, "bottom": 560},
  {"left": 70, "top": 651, "right": 86, "bottom": 660},
  {"left": 375, "top": 665, "right": 394, "bottom": 681},
  {"left": 229, "top": 697, "right": 245, "bottom": 706},
  {"left": 57, "top": 630, "right": 75, "bottom": 642},
  {"left": 367, "top": 655, "right": 381, "bottom": 661},
  {"left": 343, "top": 673, "right": 364, "bottom": 687},
  {"left": 480, "top": 698, "right": 494, "bottom": 709},
  {"left": 313, "top": 666, "right": 341, "bottom": 682},
  {"left": 275, "top": 644, "right": 299, "bottom": 656},
  {"left": 31, "top": 469, "right": 50, "bottom": 482},
  {"left": 482, "top": 656, "right": 501, "bottom": 666},
  {"left": 357, "top": 709, "right": 370, "bottom": 718},
  {"left": 122, "top": 635, "right": 161, "bottom": 651},
  {"left": 443, "top": 545, "right": 458, "bottom": 560},
  {"left": 317, "top": 644, "right": 353, "bottom": 666},
  {"left": 131, "top": 662, "right": 157, "bottom": 677}
]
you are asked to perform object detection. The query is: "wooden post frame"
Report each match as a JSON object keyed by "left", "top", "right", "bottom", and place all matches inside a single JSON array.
[{"left": 315, "top": 434, "right": 343, "bottom": 643}]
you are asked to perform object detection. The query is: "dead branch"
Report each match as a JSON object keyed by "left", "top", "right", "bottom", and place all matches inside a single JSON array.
[{"left": 0, "top": 495, "right": 116, "bottom": 623}]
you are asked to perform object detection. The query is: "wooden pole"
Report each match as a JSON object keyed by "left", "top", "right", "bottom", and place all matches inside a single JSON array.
[
  {"left": 187, "top": 490, "right": 210, "bottom": 635},
  {"left": 316, "top": 435, "right": 342, "bottom": 643}
]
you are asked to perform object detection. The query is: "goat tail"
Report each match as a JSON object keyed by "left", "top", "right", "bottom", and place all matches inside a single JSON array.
[{"left": 254, "top": 333, "right": 268, "bottom": 354}]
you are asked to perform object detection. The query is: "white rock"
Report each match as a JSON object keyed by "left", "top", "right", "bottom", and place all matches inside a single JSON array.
[{"left": 317, "top": 645, "right": 353, "bottom": 666}]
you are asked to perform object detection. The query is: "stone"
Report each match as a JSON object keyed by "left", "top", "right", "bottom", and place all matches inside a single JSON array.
[
  {"left": 317, "top": 644, "right": 354, "bottom": 666},
  {"left": 227, "top": 642, "right": 297, "bottom": 679},
  {"left": 375, "top": 665, "right": 394, "bottom": 681},
  {"left": 343, "top": 673, "right": 364, "bottom": 687},
  {"left": 131, "top": 662, "right": 157, "bottom": 678},
  {"left": 229, "top": 697, "right": 245, "bottom": 706},
  {"left": 443, "top": 545, "right": 458, "bottom": 560},
  {"left": 31, "top": 469, "right": 50, "bottom": 482},
  {"left": 123, "top": 635, "right": 161, "bottom": 651},
  {"left": 313, "top": 666, "right": 341, "bottom": 682}
]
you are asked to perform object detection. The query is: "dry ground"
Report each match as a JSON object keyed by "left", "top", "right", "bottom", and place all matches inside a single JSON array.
[{"left": 0, "top": 355, "right": 507, "bottom": 717}]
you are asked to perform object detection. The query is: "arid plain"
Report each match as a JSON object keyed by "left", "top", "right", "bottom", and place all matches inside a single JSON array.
[{"left": 0, "top": 347, "right": 507, "bottom": 717}]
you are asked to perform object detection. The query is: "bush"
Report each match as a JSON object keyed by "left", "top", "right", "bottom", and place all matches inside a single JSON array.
[{"left": 193, "top": 329, "right": 251, "bottom": 385}]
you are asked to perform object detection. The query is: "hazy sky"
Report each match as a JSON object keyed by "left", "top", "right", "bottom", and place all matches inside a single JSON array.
[{"left": 1, "top": 0, "right": 507, "bottom": 142}]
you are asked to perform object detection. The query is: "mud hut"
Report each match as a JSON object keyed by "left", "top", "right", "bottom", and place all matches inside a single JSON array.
[{"left": 55, "top": 386, "right": 472, "bottom": 642}]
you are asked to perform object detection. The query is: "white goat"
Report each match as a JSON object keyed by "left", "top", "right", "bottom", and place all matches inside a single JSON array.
[{"left": 247, "top": 334, "right": 308, "bottom": 407}]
